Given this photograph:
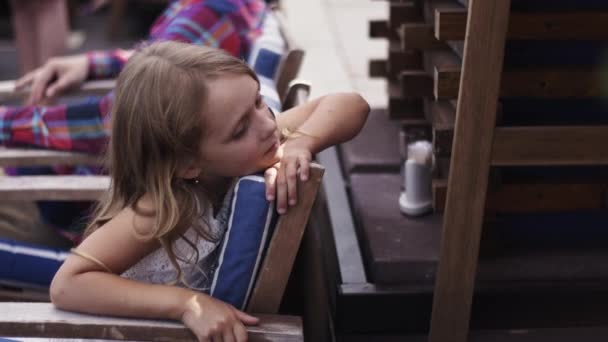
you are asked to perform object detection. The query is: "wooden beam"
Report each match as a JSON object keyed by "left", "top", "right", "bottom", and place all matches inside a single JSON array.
[
  {"left": 388, "top": 40, "right": 422, "bottom": 73},
  {"left": 248, "top": 165, "right": 324, "bottom": 313},
  {"left": 369, "top": 59, "right": 388, "bottom": 78},
  {"left": 435, "top": 67, "right": 607, "bottom": 99},
  {"left": 0, "top": 302, "right": 303, "bottom": 342},
  {"left": 436, "top": 9, "right": 608, "bottom": 41},
  {"left": 425, "top": 100, "right": 455, "bottom": 157},
  {"left": 390, "top": 2, "right": 422, "bottom": 25},
  {"left": 0, "top": 175, "right": 109, "bottom": 200},
  {"left": 398, "top": 23, "right": 445, "bottom": 50},
  {"left": 400, "top": 70, "right": 433, "bottom": 98},
  {"left": 429, "top": 1, "right": 510, "bottom": 342},
  {"left": 0, "top": 148, "right": 101, "bottom": 167},
  {"left": 434, "top": 179, "right": 608, "bottom": 213},
  {"left": 492, "top": 126, "right": 608, "bottom": 166},
  {"left": 388, "top": 81, "right": 424, "bottom": 119},
  {"left": 0, "top": 80, "right": 115, "bottom": 102},
  {"left": 369, "top": 20, "right": 396, "bottom": 39}
]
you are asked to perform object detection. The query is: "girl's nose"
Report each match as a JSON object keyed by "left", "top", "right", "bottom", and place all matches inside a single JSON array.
[{"left": 259, "top": 108, "right": 277, "bottom": 140}]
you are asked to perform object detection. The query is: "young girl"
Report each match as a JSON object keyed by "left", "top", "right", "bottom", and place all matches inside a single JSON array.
[{"left": 50, "top": 40, "right": 369, "bottom": 342}]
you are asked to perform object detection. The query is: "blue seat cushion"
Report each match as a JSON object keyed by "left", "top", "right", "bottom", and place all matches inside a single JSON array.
[{"left": 210, "top": 175, "right": 278, "bottom": 309}]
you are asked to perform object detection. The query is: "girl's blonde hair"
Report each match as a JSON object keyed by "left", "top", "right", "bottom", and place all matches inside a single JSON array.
[{"left": 85, "top": 41, "right": 258, "bottom": 284}]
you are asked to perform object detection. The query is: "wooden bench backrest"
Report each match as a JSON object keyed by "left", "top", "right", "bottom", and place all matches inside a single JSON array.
[{"left": 0, "top": 302, "right": 303, "bottom": 341}]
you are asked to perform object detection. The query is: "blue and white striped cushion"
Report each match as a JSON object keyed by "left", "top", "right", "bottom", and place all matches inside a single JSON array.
[
  {"left": 0, "top": 239, "right": 68, "bottom": 289},
  {"left": 248, "top": 11, "right": 286, "bottom": 113},
  {"left": 209, "top": 175, "right": 278, "bottom": 310}
]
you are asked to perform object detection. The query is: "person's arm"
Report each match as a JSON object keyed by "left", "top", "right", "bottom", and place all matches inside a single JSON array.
[
  {"left": 277, "top": 92, "right": 370, "bottom": 155},
  {"left": 0, "top": 94, "right": 112, "bottom": 154},
  {"left": 266, "top": 92, "right": 370, "bottom": 213},
  {"left": 50, "top": 199, "right": 258, "bottom": 341}
]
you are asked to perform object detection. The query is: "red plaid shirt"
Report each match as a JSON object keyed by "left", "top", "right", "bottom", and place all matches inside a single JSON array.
[{"left": 0, "top": 0, "right": 266, "bottom": 155}]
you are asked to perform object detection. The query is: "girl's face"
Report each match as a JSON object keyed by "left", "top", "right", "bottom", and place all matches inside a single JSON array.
[{"left": 198, "top": 74, "right": 281, "bottom": 178}]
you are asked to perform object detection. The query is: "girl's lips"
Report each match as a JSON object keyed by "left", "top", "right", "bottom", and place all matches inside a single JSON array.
[{"left": 265, "top": 139, "right": 280, "bottom": 155}]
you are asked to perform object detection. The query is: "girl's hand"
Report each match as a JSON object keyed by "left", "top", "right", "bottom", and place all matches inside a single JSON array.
[
  {"left": 15, "top": 54, "right": 89, "bottom": 105},
  {"left": 264, "top": 140, "right": 312, "bottom": 214},
  {"left": 181, "top": 294, "right": 259, "bottom": 342}
]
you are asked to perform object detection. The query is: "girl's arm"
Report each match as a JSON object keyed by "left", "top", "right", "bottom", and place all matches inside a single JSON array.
[
  {"left": 50, "top": 203, "right": 257, "bottom": 341},
  {"left": 267, "top": 92, "right": 369, "bottom": 213},
  {"left": 276, "top": 92, "right": 370, "bottom": 154}
]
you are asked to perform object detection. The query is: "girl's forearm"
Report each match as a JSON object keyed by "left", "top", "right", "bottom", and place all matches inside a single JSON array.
[
  {"left": 51, "top": 271, "right": 193, "bottom": 321},
  {"left": 296, "top": 93, "right": 369, "bottom": 154}
]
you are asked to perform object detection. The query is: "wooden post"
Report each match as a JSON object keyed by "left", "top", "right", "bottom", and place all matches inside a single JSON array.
[{"left": 428, "top": 1, "right": 511, "bottom": 342}]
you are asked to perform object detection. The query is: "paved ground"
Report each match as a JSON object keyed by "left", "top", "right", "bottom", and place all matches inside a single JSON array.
[{"left": 282, "top": 0, "right": 388, "bottom": 108}]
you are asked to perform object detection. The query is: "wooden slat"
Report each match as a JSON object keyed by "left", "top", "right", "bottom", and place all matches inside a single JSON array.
[
  {"left": 0, "top": 175, "right": 109, "bottom": 200},
  {"left": 492, "top": 126, "right": 608, "bottom": 166},
  {"left": 426, "top": 100, "right": 455, "bottom": 157},
  {"left": 435, "top": 67, "right": 606, "bottom": 99},
  {"left": 0, "top": 302, "right": 303, "bottom": 342},
  {"left": 429, "top": 1, "right": 510, "bottom": 342},
  {"left": 388, "top": 81, "right": 424, "bottom": 119},
  {"left": 388, "top": 40, "right": 422, "bottom": 73},
  {"left": 400, "top": 70, "right": 433, "bottom": 98},
  {"left": 398, "top": 23, "right": 445, "bottom": 50},
  {"left": 369, "top": 20, "right": 393, "bottom": 39},
  {"left": 0, "top": 148, "right": 101, "bottom": 167},
  {"left": 436, "top": 9, "right": 608, "bottom": 41},
  {"left": 368, "top": 59, "right": 388, "bottom": 78},
  {"left": 0, "top": 287, "right": 49, "bottom": 302},
  {"left": 247, "top": 164, "right": 324, "bottom": 313},
  {"left": 433, "top": 179, "right": 608, "bottom": 213},
  {"left": 423, "top": 49, "right": 461, "bottom": 100},
  {"left": 0, "top": 80, "right": 115, "bottom": 102},
  {"left": 389, "top": 1, "right": 422, "bottom": 26}
]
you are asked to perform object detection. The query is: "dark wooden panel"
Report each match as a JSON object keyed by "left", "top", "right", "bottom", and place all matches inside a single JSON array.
[
  {"left": 492, "top": 126, "right": 608, "bottom": 166},
  {"left": 433, "top": 179, "right": 608, "bottom": 213},
  {"left": 436, "top": 8, "right": 608, "bottom": 41}
]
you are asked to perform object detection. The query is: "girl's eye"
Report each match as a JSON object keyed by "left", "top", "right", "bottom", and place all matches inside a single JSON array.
[
  {"left": 255, "top": 94, "right": 264, "bottom": 108},
  {"left": 233, "top": 119, "right": 249, "bottom": 140}
]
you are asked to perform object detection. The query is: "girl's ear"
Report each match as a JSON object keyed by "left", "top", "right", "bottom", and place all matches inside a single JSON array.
[{"left": 177, "top": 163, "right": 202, "bottom": 180}]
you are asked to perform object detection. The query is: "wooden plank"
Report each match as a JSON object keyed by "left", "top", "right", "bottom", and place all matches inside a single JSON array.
[
  {"left": 388, "top": 81, "right": 425, "bottom": 119},
  {"left": 317, "top": 148, "right": 367, "bottom": 284},
  {"left": 0, "top": 79, "right": 115, "bottom": 102},
  {"left": 436, "top": 9, "right": 608, "bottom": 41},
  {"left": 423, "top": 49, "right": 461, "bottom": 100},
  {"left": 429, "top": 1, "right": 510, "bottom": 342},
  {"left": 0, "top": 302, "right": 303, "bottom": 341},
  {"left": 433, "top": 179, "right": 608, "bottom": 213},
  {"left": 435, "top": 68, "right": 606, "bottom": 99},
  {"left": 426, "top": 100, "right": 455, "bottom": 157},
  {"left": 0, "top": 148, "right": 101, "bottom": 167},
  {"left": 390, "top": 2, "right": 422, "bottom": 25},
  {"left": 0, "top": 287, "right": 49, "bottom": 302},
  {"left": 248, "top": 164, "right": 324, "bottom": 313},
  {"left": 388, "top": 40, "right": 423, "bottom": 74},
  {"left": 492, "top": 126, "right": 608, "bottom": 166},
  {"left": 369, "top": 20, "right": 395, "bottom": 39},
  {"left": 400, "top": 70, "right": 433, "bottom": 98},
  {"left": 398, "top": 23, "right": 445, "bottom": 50},
  {"left": 369, "top": 59, "right": 388, "bottom": 78},
  {"left": 0, "top": 175, "right": 109, "bottom": 200}
]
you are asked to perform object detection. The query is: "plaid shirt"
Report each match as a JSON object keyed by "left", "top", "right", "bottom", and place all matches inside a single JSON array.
[{"left": 0, "top": 0, "right": 266, "bottom": 155}]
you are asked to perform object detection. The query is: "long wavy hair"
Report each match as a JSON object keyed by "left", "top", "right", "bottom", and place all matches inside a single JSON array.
[{"left": 84, "top": 40, "right": 258, "bottom": 285}]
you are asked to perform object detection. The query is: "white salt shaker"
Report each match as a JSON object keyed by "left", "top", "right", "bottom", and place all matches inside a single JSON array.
[{"left": 399, "top": 141, "right": 433, "bottom": 216}]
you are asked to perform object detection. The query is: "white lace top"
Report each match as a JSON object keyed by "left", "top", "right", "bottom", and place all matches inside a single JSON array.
[{"left": 121, "top": 190, "right": 232, "bottom": 293}]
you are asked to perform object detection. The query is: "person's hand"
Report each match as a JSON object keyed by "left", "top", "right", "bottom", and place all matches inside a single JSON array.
[
  {"left": 264, "top": 140, "right": 312, "bottom": 214},
  {"left": 15, "top": 54, "right": 89, "bottom": 105},
  {"left": 181, "top": 294, "right": 259, "bottom": 342}
]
